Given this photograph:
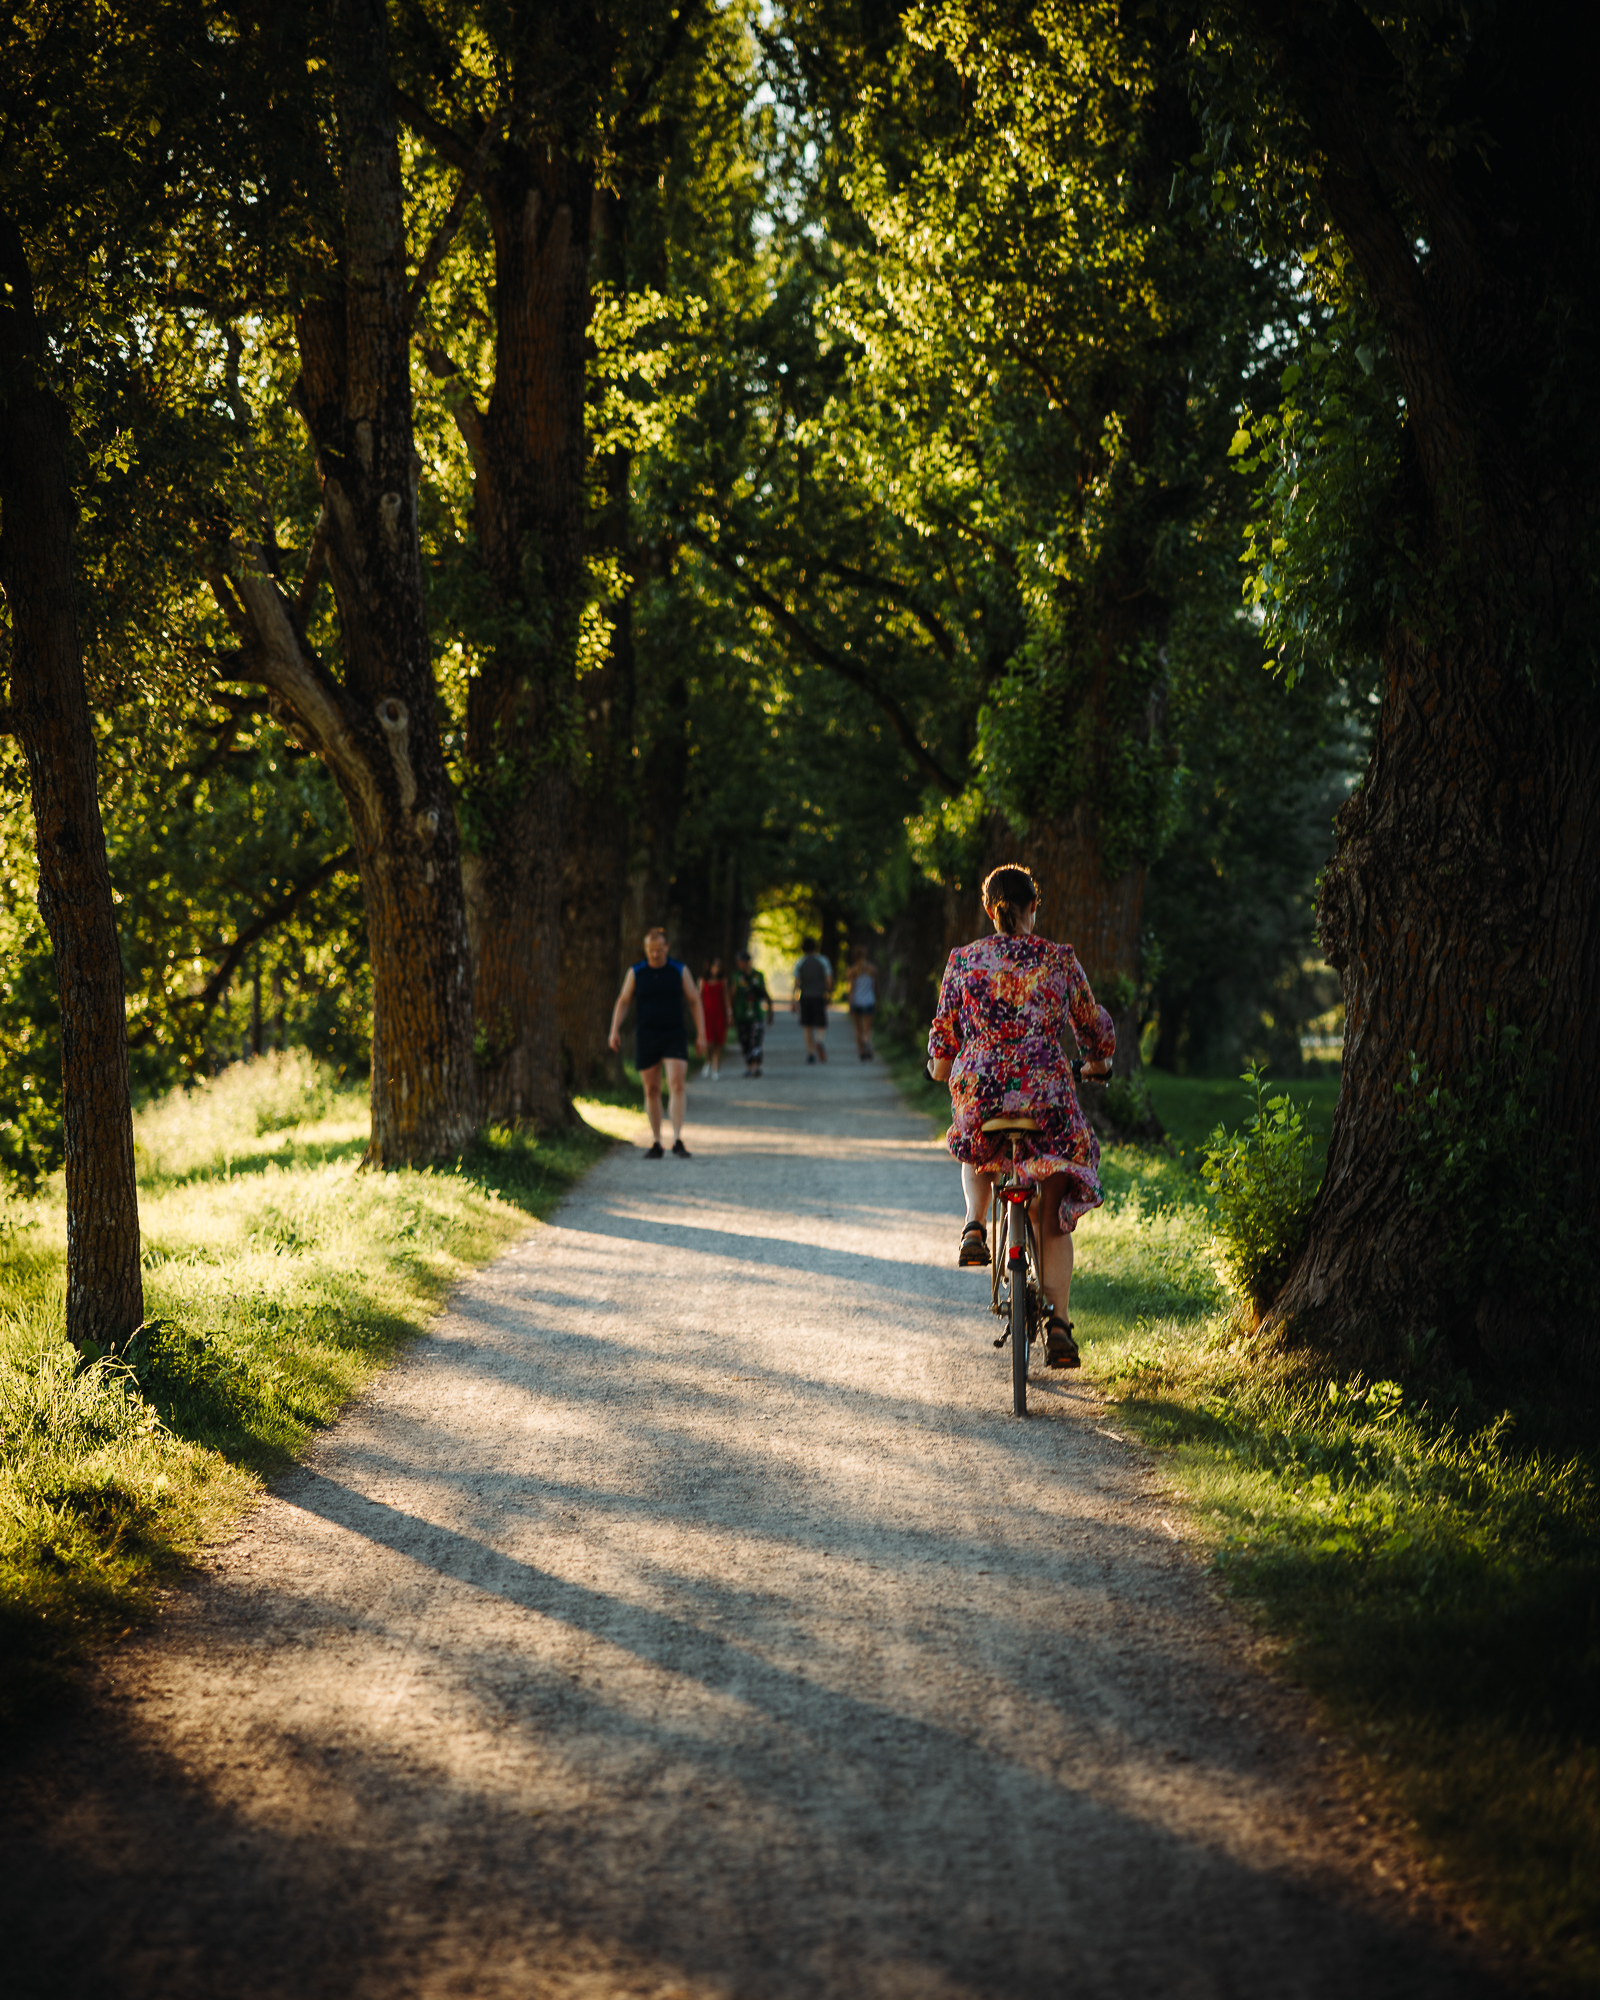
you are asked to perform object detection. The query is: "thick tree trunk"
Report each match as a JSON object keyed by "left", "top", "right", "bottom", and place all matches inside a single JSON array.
[
  {"left": 0, "top": 214, "right": 143, "bottom": 1347},
  {"left": 1022, "top": 812, "right": 1145, "bottom": 1079},
  {"left": 265, "top": 0, "right": 477, "bottom": 1165},
  {"left": 446, "top": 146, "right": 596, "bottom": 1129},
  {"left": 956, "top": 809, "right": 1148, "bottom": 1079},
  {"left": 1271, "top": 627, "right": 1600, "bottom": 1366}
]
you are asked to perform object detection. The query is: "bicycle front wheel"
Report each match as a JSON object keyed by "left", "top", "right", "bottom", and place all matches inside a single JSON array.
[{"left": 1009, "top": 1208, "right": 1030, "bottom": 1416}]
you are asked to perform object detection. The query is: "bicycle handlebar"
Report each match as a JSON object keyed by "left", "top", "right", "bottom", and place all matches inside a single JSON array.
[{"left": 924, "top": 1057, "right": 1111, "bottom": 1085}]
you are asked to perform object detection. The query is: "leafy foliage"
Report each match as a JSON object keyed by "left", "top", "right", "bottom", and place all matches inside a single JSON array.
[{"left": 1202, "top": 1062, "right": 1319, "bottom": 1312}]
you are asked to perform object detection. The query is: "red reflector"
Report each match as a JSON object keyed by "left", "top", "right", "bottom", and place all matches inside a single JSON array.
[{"left": 1008, "top": 1246, "right": 1023, "bottom": 1263}]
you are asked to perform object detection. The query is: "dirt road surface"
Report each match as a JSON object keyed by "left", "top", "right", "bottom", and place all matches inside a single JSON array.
[{"left": 3, "top": 1019, "right": 1504, "bottom": 1998}]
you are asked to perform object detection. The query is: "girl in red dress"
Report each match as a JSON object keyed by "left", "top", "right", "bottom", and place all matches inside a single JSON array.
[{"left": 699, "top": 958, "right": 729, "bottom": 1078}]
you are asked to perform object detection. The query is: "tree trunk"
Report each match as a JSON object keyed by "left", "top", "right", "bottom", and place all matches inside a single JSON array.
[
  {"left": 0, "top": 212, "right": 143, "bottom": 1348},
  {"left": 1271, "top": 627, "right": 1600, "bottom": 1366},
  {"left": 558, "top": 520, "right": 634, "bottom": 1094},
  {"left": 237, "top": 0, "right": 478, "bottom": 1166},
  {"left": 1021, "top": 811, "right": 1145, "bottom": 1077},
  {"left": 437, "top": 144, "right": 597, "bottom": 1130}
]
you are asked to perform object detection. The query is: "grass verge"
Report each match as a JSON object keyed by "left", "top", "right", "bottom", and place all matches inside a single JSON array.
[
  {"left": 888, "top": 1044, "right": 1599, "bottom": 1991},
  {"left": 0, "top": 1051, "right": 618, "bottom": 1730}
]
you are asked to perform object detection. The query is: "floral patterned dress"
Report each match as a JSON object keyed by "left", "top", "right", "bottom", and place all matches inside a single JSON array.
[{"left": 928, "top": 933, "right": 1116, "bottom": 1232}]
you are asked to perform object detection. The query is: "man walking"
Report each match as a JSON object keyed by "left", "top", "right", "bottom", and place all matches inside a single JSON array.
[
  {"left": 609, "top": 927, "right": 706, "bottom": 1157},
  {"left": 732, "top": 949, "right": 774, "bottom": 1077},
  {"left": 792, "top": 935, "right": 832, "bottom": 1064}
]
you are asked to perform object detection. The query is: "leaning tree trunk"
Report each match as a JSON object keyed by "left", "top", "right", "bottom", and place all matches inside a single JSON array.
[
  {"left": 0, "top": 213, "right": 143, "bottom": 1347},
  {"left": 222, "top": 0, "right": 478, "bottom": 1166}
]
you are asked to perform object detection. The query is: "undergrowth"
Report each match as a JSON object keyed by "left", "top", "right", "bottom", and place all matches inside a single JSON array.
[{"left": 0, "top": 1053, "right": 615, "bottom": 1728}]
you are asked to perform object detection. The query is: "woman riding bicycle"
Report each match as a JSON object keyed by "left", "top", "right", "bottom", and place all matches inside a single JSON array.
[{"left": 927, "top": 864, "right": 1114, "bottom": 1369}]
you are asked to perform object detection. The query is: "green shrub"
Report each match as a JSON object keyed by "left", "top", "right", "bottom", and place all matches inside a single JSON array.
[{"left": 1201, "top": 1062, "right": 1319, "bottom": 1313}]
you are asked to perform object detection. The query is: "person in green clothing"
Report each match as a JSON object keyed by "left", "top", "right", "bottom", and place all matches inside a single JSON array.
[{"left": 732, "top": 949, "right": 775, "bottom": 1077}]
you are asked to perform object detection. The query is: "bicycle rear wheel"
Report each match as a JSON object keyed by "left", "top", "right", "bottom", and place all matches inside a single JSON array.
[{"left": 1009, "top": 1205, "right": 1030, "bottom": 1415}]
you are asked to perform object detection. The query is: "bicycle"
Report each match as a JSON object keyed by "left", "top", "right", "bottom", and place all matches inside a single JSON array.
[{"left": 985, "top": 1057, "right": 1108, "bottom": 1417}]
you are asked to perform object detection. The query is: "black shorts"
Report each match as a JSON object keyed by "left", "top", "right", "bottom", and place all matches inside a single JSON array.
[
  {"left": 799, "top": 996, "right": 828, "bottom": 1029},
  {"left": 636, "top": 1029, "right": 688, "bottom": 1072}
]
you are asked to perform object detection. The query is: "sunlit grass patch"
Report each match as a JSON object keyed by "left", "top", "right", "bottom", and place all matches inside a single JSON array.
[
  {"left": 0, "top": 1058, "right": 615, "bottom": 1729},
  {"left": 1101, "top": 1329, "right": 1600, "bottom": 1990}
]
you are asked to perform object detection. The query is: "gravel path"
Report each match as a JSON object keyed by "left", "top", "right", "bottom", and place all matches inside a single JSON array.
[{"left": 4, "top": 1019, "right": 1504, "bottom": 1998}]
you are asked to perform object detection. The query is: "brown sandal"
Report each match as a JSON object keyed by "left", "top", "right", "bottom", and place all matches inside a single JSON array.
[
  {"left": 958, "top": 1220, "right": 991, "bottom": 1267},
  {"left": 1044, "top": 1312, "right": 1080, "bottom": 1369}
]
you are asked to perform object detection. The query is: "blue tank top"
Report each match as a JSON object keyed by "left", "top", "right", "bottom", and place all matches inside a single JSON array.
[{"left": 633, "top": 958, "right": 686, "bottom": 1036}]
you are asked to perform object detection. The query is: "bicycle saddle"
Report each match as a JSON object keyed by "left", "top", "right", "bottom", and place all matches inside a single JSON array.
[{"left": 981, "top": 1115, "right": 1040, "bottom": 1132}]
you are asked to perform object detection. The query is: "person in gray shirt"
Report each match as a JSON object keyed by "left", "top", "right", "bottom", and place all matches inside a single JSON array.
[{"left": 791, "top": 936, "right": 832, "bottom": 1064}]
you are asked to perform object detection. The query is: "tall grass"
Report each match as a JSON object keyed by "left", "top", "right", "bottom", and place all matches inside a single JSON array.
[{"left": 0, "top": 1056, "right": 615, "bottom": 1725}]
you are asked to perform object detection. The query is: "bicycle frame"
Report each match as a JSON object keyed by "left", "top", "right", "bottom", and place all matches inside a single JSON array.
[
  {"left": 989, "top": 1133, "right": 1041, "bottom": 1415},
  {"left": 983, "top": 1058, "right": 1105, "bottom": 1417}
]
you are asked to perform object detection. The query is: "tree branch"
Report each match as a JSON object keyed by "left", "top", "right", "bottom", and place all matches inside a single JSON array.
[
  {"left": 128, "top": 849, "right": 355, "bottom": 1047},
  {"left": 295, "top": 505, "right": 330, "bottom": 622},
  {"left": 682, "top": 528, "right": 963, "bottom": 797},
  {"left": 405, "top": 95, "right": 511, "bottom": 325},
  {"left": 207, "top": 546, "right": 384, "bottom": 829},
  {"left": 417, "top": 337, "right": 489, "bottom": 479},
  {"left": 613, "top": 0, "right": 707, "bottom": 150},
  {"left": 394, "top": 88, "right": 480, "bottom": 176},
  {"left": 813, "top": 557, "right": 958, "bottom": 660}
]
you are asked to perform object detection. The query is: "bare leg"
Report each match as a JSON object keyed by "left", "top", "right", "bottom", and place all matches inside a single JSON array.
[
  {"left": 665, "top": 1058, "right": 688, "bottom": 1143},
  {"left": 641, "top": 1064, "right": 664, "bottom": 1144},
  {"left": 1032, "top": 1174, "right": 1075, "bottom": 1318},
  {"left": 852, "top": 1010, "right": 870, "bottom": 1056},
  {"left": 961, "top": 1162, "right": 994, "bottom": 1229}
]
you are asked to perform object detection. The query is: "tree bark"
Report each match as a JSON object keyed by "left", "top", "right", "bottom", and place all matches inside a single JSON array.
[
  {"left": 414, "top": 124, "right": 593, "bottom": 1128},
  {"left": 0, "top": 212, "right": 143, "bottom": 1347},
  {"left": 558, "top": 453, "right": 634, "bottom": 1092},
  {"left": 1276, "top": 627, "right": 1600, "bottom": 1362},
  {"left": 218, "top": 0, "right": 477, "bottom": 1165},
  {"left": 1022, "top": 811, "right": 1147, "bottom": 1080}
]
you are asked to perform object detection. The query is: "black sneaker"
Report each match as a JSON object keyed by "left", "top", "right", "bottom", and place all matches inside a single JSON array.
[
  {"left": 671, "top": 1138, "right": 691, "bottom": 1158},
  {"left": 645, "top": 1141, "right": 664, "bottom": 1159}
]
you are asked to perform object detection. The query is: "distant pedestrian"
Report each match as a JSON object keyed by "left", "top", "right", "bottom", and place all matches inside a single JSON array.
[
  {"left": 732, "top": 950, "right": 774, "bottom": 1076},
  {"left": 792, "top": 936, "right": 832, "bottom": 1064},
  {"left": 847, "top": 945, "right": 879, "bottom": 1060},
  {"left": 608, "top": 926, "right": 707, "bottom": 1158},
  {"left": 700, "top": 957, "right": 729, "bottom": 1080}
]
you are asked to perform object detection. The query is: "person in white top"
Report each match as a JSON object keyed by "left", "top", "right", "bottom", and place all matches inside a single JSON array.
[
  {"left": 847, "top": 944, "right": 879, "bottom": 1060},
  {"left": 791, "top": 937, "right": 832, "bottom": 1064}
]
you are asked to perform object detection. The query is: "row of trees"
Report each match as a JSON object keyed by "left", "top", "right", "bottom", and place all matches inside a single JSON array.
[{"left": 2, "top": 1, "right": 1594, "bottom": 1373}]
